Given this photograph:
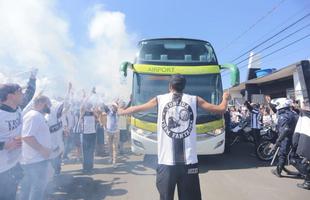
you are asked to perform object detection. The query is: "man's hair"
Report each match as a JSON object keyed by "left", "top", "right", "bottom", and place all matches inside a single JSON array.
[
  {"left": 33, "top": 95, "right": 50, "bottom": 106},
  {"left": 169, "top": 74, "right": 186, "bottom": 93},
  {"left": 0, "top": 83, "right": 22, "bottom": 102}
]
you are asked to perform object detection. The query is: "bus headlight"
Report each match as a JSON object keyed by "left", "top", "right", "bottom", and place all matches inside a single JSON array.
[
  {"left": 132, "top": 127, "right": 157, "bottom": 140},
  {"left": 132, "top": 127, "right": 151, "bottom": 135},
  {"left": 207, "top": 128, "right": 224, "bottom": 136}
]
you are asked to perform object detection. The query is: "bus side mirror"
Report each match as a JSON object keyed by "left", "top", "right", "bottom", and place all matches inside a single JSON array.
[
  {"left": 220, "top": 63, "right": 240, "bottom": 87},
  {"left": 120, "top": 61, "right": 133, "bottom": 77}
]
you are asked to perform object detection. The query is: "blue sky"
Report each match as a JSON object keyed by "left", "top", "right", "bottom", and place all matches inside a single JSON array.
[{"left": 0, "top": 0, "right": 309, "bottom": 100}]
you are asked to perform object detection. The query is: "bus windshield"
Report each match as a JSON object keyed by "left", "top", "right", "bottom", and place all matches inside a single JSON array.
[
  {"left": 132, "top": 73, "right": 223, "bottom": 123},
  {"left": 136, "top": 39, "right": 218, "bottom": 65}
]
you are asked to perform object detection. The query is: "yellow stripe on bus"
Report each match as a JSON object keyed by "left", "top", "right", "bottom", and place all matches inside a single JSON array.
[
  {"left": 196, "top": 119, "right": 224, "bottom": 133},
  {"left": 131, "top": 117, "right": 157, "bottom": 132},
  {"left": 131, "top": 117, "right": 224, "bottom": 134},
  {"left": 133, "top": 64, "right": 220, "bottom": 75}
]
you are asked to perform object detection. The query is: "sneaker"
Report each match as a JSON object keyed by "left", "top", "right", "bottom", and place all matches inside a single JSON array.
[
  {"left": 283, "top": 167, "right": 302, "bottom": 177},
  {"left": 271, "top": 169, "right": 282, "bottom": 178},
  {"left": 297, "top": 182, "right": 310, "bottom": 190}
]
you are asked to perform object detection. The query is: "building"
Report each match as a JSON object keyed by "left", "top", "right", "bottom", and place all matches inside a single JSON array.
[{"left": 227, "top": 60, "right": 310, "bottom": 107}]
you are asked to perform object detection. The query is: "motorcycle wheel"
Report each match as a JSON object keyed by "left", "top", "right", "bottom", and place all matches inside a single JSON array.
[{"left": 256, "top": 140, "right": 275, "bottom": 161}]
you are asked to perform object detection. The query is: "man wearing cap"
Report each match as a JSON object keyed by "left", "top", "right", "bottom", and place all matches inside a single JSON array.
[
  {"left": 102, "top": 102, "right": 120, "bottom": 168},
  {"left": 80, "top": 102, "right": 97, "bottom": 173},
  {"left": 0, "top": 72, "right": 36, "bottom": 200},
  {"left": 118, "top": 74, "right": 230, "bottom": 200}
]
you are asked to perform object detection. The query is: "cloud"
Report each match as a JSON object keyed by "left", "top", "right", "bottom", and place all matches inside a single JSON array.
[
  {"left": 0, "top": 1, "right": 136, "bottom": 102},
  {"left": 0, "top": 72, "right": 8, "bottom": 83},
  {"left": 89, "top": 5, "right": 127, "bottom": 43},
  {"left": 78, "top": 5, "right": 136, "bottom": 102}
]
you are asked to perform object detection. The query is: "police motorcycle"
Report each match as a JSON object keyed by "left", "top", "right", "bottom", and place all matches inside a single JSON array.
[
  {"left": 229, "top": 116, "right": 277, "bottom": 161},
  {"left": 288, "top": 152, "right": 310, "bottom": 179},
  {"left": 229, "top": 116, "right": 253, "bottom": 146},
  {"left": 256, "top": 123, "right": 278, "bottom": 161}
]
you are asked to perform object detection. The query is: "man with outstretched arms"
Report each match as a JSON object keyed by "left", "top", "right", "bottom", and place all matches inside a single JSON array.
[
  {"left": 118, "top": 74, "right": 230, "bottom": 200},
  {"left": 0, "top": 71, "right": 36, "bottom": 200}
]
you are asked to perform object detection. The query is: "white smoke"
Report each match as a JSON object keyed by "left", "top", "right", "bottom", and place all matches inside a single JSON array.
[
  {"left": 0, "top": 0, "right": 136, "bottom": 103},
  {"left": 78, "top": 4, "right": 135, "bottom": 102}
]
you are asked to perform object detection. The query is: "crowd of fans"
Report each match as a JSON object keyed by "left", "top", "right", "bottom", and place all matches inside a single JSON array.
[{"left": 0, "top": 71, "right": 130, "bottom": 200}]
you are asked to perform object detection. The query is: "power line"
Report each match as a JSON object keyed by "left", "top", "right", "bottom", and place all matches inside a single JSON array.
[
  {"left": 220, "top": 6, "right": 310, "bottom": 77},
  {"left": 221, "top": 33, "right": 310, "bottom": 77},
  {"left": 241, "top": 5, "right": 310, "bottom": 54},
  {"left": 260, "top": 53, "right": 309, "bottom": 70},
  {"left": 237, "top": 33, "right": 310, "bottom": 69},
  {"left": 230, "top": 12, "right": 310, "bottom": 63},
  {"left": 235, "top": 22, "right": 310, "bottom": 66},
  {"left": 219, "top": 0, "right": 287, "bottom": 53}
]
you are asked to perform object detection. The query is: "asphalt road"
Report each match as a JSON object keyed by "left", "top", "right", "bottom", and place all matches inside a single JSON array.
[{"left": 46, "top": 143, "right": 309, "bottom": 200}]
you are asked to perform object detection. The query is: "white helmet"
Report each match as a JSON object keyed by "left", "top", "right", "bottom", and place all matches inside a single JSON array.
[{"left": 271, "top": 98, "right": 292, "bottom": 110}]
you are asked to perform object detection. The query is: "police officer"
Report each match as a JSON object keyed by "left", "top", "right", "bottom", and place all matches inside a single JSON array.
[{"left": 267, "top": 97, "right": 298, "bottom": 177}]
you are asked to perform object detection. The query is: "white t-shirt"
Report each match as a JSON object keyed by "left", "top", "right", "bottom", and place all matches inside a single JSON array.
[
  {"left": 65, "top": 111, "right": 75, "bottom": 131},
  {"left": 105, "top": 109, "right": 119, "bottom": 133},
  {"left": 231, "top": 111, "right": 241, "bottom": 123},
  {"left": 263, "top": 114, "right": 273, "bottom": 126},
  {"left": 157, "top": 92, "right": 197, "bottom": 165},
  {"left": 82, "top": 111, "right": 96, "bottom": 134},
  {"left": 0, "top": 107, "right": 23, "bottom": 173},
  {"left": 118, "top": 115, "right": 127, "bottom": 130},
  {"left": 21, "top": 110, "right": 51, "bottom": 164}
]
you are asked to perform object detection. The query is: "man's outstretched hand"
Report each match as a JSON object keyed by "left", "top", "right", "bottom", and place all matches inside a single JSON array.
[{"left": 223, "top": 92, "right": 231, "bottom": 101}]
